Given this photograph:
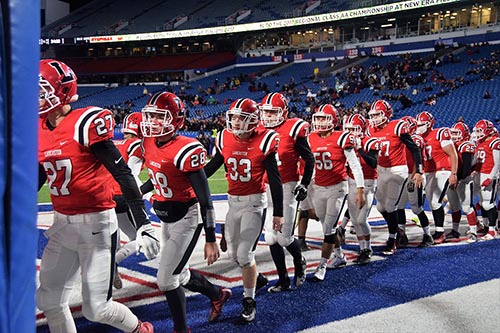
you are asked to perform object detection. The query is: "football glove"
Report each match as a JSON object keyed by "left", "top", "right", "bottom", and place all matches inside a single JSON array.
[
  {"left": 293, "top": 184, "right": 308, "bottom": 202},
  {"left": 481, "top": 178, "right": 492, "bottom": 187},
  {"left": 136, "top": 223, "right": 160, "bottom": 260}
]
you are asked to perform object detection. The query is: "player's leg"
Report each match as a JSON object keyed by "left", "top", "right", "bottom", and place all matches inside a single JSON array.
[{"left": 36, "top": 217, "right": 81, "bottom": 333}]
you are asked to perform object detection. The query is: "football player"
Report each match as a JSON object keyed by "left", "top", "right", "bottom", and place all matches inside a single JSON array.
[
  {"left": 446, "top": 121, "right": 478, "bottom": 242},
  {"left": 471, "top": 119, "right": 500, "bottom": 240},
  {"left": 396, "top": 116, "right": 434, "bottom": 247},
  {"left": 205, "top": 98, "right": 284, "bottom": 322},
  {"left": 308, "top": 104, "right": 365, "bottom": 281},
  {"left": 367, "top": 100, "right": 423, "bottom": 255},
  {"left": 139, "top": 92, "right": 232, "bottom": 332},
  {"left": 415, "top": 111, "right": 458, "bottom": 244},
  {"left": 111, "top": 112, "right": 145, "bottom": 289},
  {"left": 259, "top": 92, "right": 314, "bottom": 291},
  {"left": 344, "top": 114, "right": 380, "bottom": 264},
  {"left": 37, "top": 59, "right": 157, "bottom": 333}
]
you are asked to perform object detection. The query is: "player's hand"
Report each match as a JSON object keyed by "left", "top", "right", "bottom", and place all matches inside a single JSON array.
[
  {"left": 273, "top": 216, "right": 284, "bottom": 232},
  {"left": 448, "top": 173, "right": 458, "bottom": 190},
  {"left": 481, "top": 178, "right": 492, "bottom": 188},
  {"left": 204, "top": 242, "right": 220, "bottom": 265},
  {"left": 293, "top": 184, "right": 308, "bottom": 201},
  {"left": 355, "top": 188, "right": 366, "bottom": 209},
  {"left": 413, "top": 173, "right": 423, "bottom": 188},
  {"left": 136, "top": 223, "right": 160, "bottom": 260},
  {"left": 355, "top": 137, "right": 362, "bottom": 150}
]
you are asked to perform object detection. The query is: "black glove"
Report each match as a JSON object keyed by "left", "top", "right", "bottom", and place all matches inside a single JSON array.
[{"left": 293, "top": 184, "right": 308, "bottom": 201}]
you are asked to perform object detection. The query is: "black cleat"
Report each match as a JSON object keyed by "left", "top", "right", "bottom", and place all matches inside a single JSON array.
[{"left": 240, "top": 297, "right": 256, "bottom": 322}]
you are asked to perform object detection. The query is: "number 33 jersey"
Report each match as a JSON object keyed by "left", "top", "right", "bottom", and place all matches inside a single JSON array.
[
  {"left": 142, "top": 135, "right": 206, "bottom": 203},
  {"left": 38, "top": 107, "right": 116, "bottom": 215},
  {"left": 216, "top": 127, "right": 279, "bottom": 196}
]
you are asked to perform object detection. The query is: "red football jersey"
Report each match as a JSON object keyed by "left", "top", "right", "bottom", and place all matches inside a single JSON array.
[
  {"left": 347, "top": 136, "right": 381, "bottom": 180},
  {"left": 38, "top": 106, "right": 116, "bottom": 214},
  {"left": 367, "top": 119, "right": 410, "bottom": 168},
  {"left": 475, "top": 137, "right": 500, "bottom": 174},
  {"left": 142, "top": 135, "right": 206, "bottom": 203},
  {"left": 420, "top": 128, "right": 454, "bottom": 172},
  {"left": 405, "top": 134, "right": 425, "bottom": 172},
  {"left": 455, "top": 140, "right": 476, "bottom": 177},
  {"left": 111, "top": 137, "right": 143, "bottom": 195},
  {"left": 216, "top": 127, "right": 279, "bottom": 196},
  {"left": 308, "top": 130, "right": 356, "bottom": 186},
  {"left": 264, "top": 118, "right": 309, "bottom": 184}
]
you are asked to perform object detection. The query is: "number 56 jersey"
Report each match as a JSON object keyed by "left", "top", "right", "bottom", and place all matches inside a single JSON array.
[
  {"left": 142, "top": 135, "right": 207, "bottom": 203},
  {"left": 38, "top": 107, "right": 116, "bottom": 215}
]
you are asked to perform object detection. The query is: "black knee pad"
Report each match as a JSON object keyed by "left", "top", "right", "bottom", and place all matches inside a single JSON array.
[
  {"left": 324, "top": 233, "right": 336, "bottom": 243},
  {"left": 299, "top": 210, "right": 309, "bottom": 219}
]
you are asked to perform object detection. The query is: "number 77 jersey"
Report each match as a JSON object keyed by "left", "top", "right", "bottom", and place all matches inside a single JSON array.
[
  {"left": 367, "top": 119, "right": 410, "bottom": 168},
  {"left": 38, "top": 106, "right": 116, "bottom": 214}
]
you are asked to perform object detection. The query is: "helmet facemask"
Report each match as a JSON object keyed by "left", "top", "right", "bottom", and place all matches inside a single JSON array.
[
  {"left": 141, "top": 106, "right": 175, "bottom": 137},
  {"left": 227, "top": 109, "right": 259, "bottom": 138},
  {"left": 39, "top": 77, "right": 61, "bottom": 115},
  {"left": 312, "top": 113, "right": 333, "bottom": 132}
]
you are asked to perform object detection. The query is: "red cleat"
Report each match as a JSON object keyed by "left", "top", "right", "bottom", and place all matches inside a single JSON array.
[{"left": 208, "top": 287, "right": 232, "bottom": 322}]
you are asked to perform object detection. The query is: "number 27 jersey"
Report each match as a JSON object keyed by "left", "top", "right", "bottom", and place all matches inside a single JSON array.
[{"left": 38, "top": 106, "right": 116, "bottom": 215}]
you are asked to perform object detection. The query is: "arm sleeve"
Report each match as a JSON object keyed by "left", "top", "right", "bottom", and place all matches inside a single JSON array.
[
  {"left": 295, "top": 137, "right": 314, "bottom": 187},
  {"left": 401, "top": 133, "right": 423, "bottom": 174},
  {"left": 204, "top": 151, "right": 224, "bottom": 178},
  {"left": 140, "top": 179, "right": 153, "bottom": 195},
  {"left": 188, "top": 169, "right": 216, "bottom": 243},
  {"left": 263, "top": 152, "right": 283, "bottom": 217},
  {"left": 38, "top": 163, "right": 47, "bottom": 191},
  {"left": 460, "top": 152, "right": 474, "bottom": 180},
  {"left": 128, "top": 155, "right": 143, "bottom": 188},
  {"left": 344, "top": 148, "right": 365, "bottom": 188},
  {"left": 358, "top": 149, "right": 378, "bottom": 169},
  {"left": 91, "top": 139, "right": 149, "bottom": 229},
  {"left": 489, "top": 149, "right": 500, "bottom": 179}
]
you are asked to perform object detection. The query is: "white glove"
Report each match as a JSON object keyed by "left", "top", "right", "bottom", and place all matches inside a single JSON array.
[
  {"left": 355, "top": 137, "right": 362, "bottom": 150},
  {"left": 136, "top": 223, "right": 160, "bottom": 260}
]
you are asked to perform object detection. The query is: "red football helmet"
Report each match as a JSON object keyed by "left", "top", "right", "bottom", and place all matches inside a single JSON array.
[
  {"left": 401, "top": 116, "right": 418, "bottom": 135},
  {"left": 312, "top": 104, "right": 339, "bottom": 132},
  {"left": 122, "top": 112, "right": 143, "bottom": 138},
  {"left": 259, "top": 92, "right": 289, "bottom": 128},
  {"left": 39, "top": 59, "right": 78, "bottom": 116},
  {"left": 141, "top": 92, "right": 185, "bottom": 137},
  {"left": 226, "top": 98, "right": 260, "bottom": 138},
  {"left": 415, "top": 111, "right": 435, "bottom": 135},
  {"left": 368, "top": 100, "right": 393, "bottom": 127},
  {"left": 472, "top": 119, "right": 494, "bottom": 142},
  {"left": 450, "top": 122, "right": 470, "bottom": 142},
  {"left": 344, "top": 114, "right": 367, "bottom": 137}
]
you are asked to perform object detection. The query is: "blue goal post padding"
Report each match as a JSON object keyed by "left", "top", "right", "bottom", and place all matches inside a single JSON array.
[
  {"left": 7, "top": 1, "right": 40, "bottom": 332},
  {"left": 0, "top": 3, "right": 8, "bottom": 332}
]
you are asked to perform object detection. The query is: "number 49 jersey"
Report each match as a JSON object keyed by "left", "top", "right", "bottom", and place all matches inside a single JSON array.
[
  {"left": 142, "top": 135, "right": 206, "bottom": 203},
  {"left": 38, "top": 106, "right": 116, "bottom": 215},
  {"left": 216, "top": 127, "right": 279, "bottom": 196}
]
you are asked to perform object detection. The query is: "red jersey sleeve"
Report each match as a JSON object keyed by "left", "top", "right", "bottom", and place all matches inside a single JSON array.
[
  {"left": 260, "top": 130, "right": 280, "bottom": 156},
  {"left": 73, "top": 107, "right": 115, "bottom": 147},
  {"left": 339, "top": 131, "right": 356, "bottom": 150},
  {"left": 174, "top": 141, "right": 207, "bottom": 172}
]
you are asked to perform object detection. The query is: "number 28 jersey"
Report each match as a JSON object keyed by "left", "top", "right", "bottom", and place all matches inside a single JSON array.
[
  {"left": 38, "top": 106, "right": 116, "bottom": 215},
  {"left": 142, "top": 135, "right": 206, "bottom": 203},
  {"left": 216, "top": 127, "right": 279, "bottom": 196}
]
